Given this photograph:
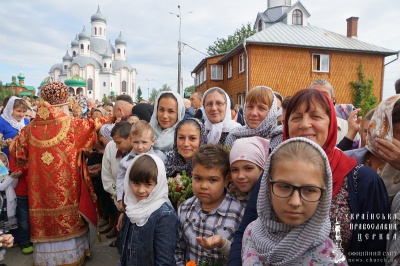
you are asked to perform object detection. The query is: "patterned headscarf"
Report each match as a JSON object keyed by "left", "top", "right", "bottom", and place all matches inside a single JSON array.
[
  {"left": 165, "top": 118, "right": 207, "bottom": 177},
  {"left": 203, "top": 87, "right": 240, "bottom": 144},
  {"left": 366, "top": 94, "right": 400, "bottom": 198},
  {"left": 252, "top": 137, "right": 332, "bottom": 265},
  {"left": 225, "top": 86, "right": 282, "bottom": 151},
  {"left": 123, "top": 154, "right": 171, "bottom": 226},
  {"left": 99, "top": 124, "right": 114, "bottom": 142},
  {"left": 1, "top": 96, "right": 26, "bottom": 130},
  {"left": 149, "top": 91, "right": 185, "bottom": 152}
]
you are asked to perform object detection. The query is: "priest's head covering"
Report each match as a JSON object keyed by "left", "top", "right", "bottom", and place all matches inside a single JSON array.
[{"left": 40, "top": 82, "right": 69, "bottom": 106}]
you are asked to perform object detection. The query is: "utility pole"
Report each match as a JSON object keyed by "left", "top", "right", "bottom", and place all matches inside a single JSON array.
[{"left": 170, "top": 6, "right": 191, "bottom": 97}]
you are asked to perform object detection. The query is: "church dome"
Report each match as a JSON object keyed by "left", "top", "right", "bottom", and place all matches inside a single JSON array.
[
  {"left": 62, "top": 50, "right": 72, "bottom": 61},
  {"left": 91, "top": 6, "right": 107, "bottom": 23},
  {"left": 115, "top": 31, "right": 126, "bottom": 45},
  {"left": 78, "top": 26, "right": 90, "bottom": 40},
  {"left": 71, "top": 34, "right": 79, "bottom": 47},
  {"left": 64, "top": 74, "right": 87, "bottom": 87},
  {"left": 102, "top": 46, "right": 113, "bottom": 59},
  {"left": 39, "top": 76, "right": 51, "bottom": 89},
  {"left": 18, "top": 72, "right": 25, "bottom": 80}
]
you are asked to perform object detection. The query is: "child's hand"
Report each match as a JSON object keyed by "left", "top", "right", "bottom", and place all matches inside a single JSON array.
[
  {"left": 196, "top": 235, "right": 226, "bottom": 250},
  {"left": 0, "top": 233, "right": 14, "bottom": 248},
  {"left": 116, "top": 213, "right": 124, "bottom": 231},
  {"left": 10, "top": 170, "right": 22, "bottom": 179}
]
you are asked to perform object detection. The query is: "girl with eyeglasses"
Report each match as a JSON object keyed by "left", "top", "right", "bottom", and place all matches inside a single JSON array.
[
  {"left": 242, "top": 137, "right": 347, "bottom": 265},
  {"left": 229, "top": 89, "right": 389, "bottom": 266}
]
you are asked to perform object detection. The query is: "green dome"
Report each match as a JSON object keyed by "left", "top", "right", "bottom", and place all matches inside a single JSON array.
[
  {"left": 18, "top": 72, "right": 25, "bottom": 80},
  {"left": 12, "top": 75, "right": 16, "bottom": 80},
  {"left": 64, "top": 74, "right": 86, "bottom": 87},
  {"left": 39, "top": 76, "right": 51, "bottom": 89}
]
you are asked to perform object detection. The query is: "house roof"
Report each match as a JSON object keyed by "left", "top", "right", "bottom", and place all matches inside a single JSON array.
[
  {"left": 220, "top": 22, "right": 397, "bottom": 63},
  {"left": 191, "top": 53, "right": 227, "bottom": 74}
]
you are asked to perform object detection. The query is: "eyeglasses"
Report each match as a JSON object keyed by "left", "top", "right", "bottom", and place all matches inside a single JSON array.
[
  {"left": 269, "top": 180, "right": 325, "bottom": 202},
  {"left": 205, "top": 101, "right": 226, "bottom": 108}
]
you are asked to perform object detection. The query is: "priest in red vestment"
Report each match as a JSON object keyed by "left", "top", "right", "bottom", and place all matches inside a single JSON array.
[{"left": 10, "top": 82, "right": 110, "bottom": 266}]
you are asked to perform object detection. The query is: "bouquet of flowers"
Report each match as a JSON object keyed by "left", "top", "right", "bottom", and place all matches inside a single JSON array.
[{"left": 168, "top": 170, "right": 193, "bottom": 207}]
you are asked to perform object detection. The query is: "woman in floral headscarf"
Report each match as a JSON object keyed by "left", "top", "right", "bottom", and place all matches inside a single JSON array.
[
  {"left": 345, "top": 94, "right": 400, "bottom": 200},
  {"left": 225, "top": 86, "right": 282, "bottom": 152},
  {"left": 165, "top": 118, "right": 207, "bottom": 178}
]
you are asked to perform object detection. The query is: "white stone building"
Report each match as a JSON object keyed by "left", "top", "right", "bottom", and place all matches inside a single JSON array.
[{"left": 48, "top": 6, "right": 137, "bottom": 101}]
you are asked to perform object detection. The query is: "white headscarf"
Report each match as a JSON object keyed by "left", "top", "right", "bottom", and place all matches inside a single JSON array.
[
  {"left": 149, "top": 91, "right": 185, "bottom": 152},
  {"left": 1, "top": 96, "right": 27, "bottom": 130},
  {"left": 203, "top": 87, "right": 240, "bottom": 144},
  {"left": 251, "top": 137, "right": 333, "bottom": 265},
  {"left": 123, "top": 153, "right": 172, "bottom": 226}
]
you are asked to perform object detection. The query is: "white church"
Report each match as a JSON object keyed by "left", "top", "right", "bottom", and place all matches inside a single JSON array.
[{"left": 47, "top": 6, "right": 137, "bottom": 101}]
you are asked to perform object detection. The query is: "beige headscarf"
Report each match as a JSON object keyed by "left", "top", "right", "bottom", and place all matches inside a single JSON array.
[{"left": 366, "top": 94, "right": 400, "bottom": 198}]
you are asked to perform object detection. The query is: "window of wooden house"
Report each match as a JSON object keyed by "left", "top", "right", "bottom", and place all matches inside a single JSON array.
[
  {"left": 228, "top": 61, "right": 232, "bottom": 78},
  {"left": 292, "top": 9, "right": 303, "bottom": 25},
  {"left": 211, "top": 65, "right": 223, "bottom": 80},
  {"left": 237, "top": 92, "right": 245, "bottom": 107},
  {"left": 199, "top": 70, "right": 203, "bottom": 84},
  {"left": 203, "top": 67, "right": 207, "bottom": 83},
  {"left": 312, "top": 54, "right": 330, "bottom": 73},
  {"left": 239, "top": 54, "right": 245, "bottom": 73},
  {"left": 258, "top": 20, "right": 263, "bottom": 32}
]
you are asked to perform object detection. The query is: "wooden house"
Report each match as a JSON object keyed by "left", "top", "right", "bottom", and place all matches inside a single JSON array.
[{"left": 192, "top": 0, "right": 397, "bottom": 105}]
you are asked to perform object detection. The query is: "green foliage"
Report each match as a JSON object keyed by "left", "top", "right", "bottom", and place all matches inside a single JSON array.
[
  {"left": 207, "top": 23, "right": 256, "bottom": 56},
  {"left": 136, "top": 86, "right": 143, "bottom": 102},
  {"left": 0, "top": 81, "right": 16, "bottom": 104},
  {"left": 148, "top": 84, "right": 172, "bottom": 103},
  {"left": 102, "top": 94, "right": 108, "bottom": 103},
  {"left": 168, "top": 170, "right": 193, "bottom": 205},
  {"left": 184, "top": 85, "right": 195, "bottom": 98},
  {"left": 350, "top": 63, "right": 378, "bottom": 117}
]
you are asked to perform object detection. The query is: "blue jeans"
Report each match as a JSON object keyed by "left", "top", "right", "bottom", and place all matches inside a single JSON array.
[{"left": 16, "top": 196, "right": 30, "bottom": 246}]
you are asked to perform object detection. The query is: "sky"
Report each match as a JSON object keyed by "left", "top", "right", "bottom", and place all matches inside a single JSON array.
[{"left": 0, "top": 0, "right": 399, "bottom": 101}]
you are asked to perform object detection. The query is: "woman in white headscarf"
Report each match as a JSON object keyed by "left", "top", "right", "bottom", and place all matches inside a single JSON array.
[
  {"left": 202, "top": 87, "right": 240, "bottom": 144},
  {"left": 0, "top": 96, "right": 30, "bottom": 157},
  {"left": 149, "top": 91, "right": 185, "bottom": 152}
]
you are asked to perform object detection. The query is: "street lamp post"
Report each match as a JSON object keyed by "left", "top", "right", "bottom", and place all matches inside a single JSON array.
[{"left": 170, "top": 6, "right": 191, "bottom": 97}]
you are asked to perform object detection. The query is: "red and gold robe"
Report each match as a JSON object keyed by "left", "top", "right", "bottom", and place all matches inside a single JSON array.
[{"left": 10, "top": 102, "right": 106, "bottom": 243}]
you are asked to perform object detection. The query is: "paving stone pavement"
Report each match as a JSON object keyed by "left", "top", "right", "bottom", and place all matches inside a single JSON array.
[{"left": 3, "top": 226, "right": 120, "bottom": 266}]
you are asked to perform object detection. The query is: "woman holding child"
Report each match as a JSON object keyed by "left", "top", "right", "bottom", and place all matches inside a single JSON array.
[
  {"left": 149, "top": 91, "right": 185, "bottom": 152},
  {"left": 229, "top": 89, "right": 389, "bottom": 265},
  {"left": 165, "top": 118, "right": 207, "bottom": 178},
  {"left": 225, "top": 86, "right": 282, "bottom": 151},
  {"left": 203, "top": 87, "right": 240, "bottom": 144}
]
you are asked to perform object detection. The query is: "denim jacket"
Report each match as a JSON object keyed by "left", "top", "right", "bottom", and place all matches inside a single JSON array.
[{"left": 119, "top": 202, "right": 178, "bottom": 266}]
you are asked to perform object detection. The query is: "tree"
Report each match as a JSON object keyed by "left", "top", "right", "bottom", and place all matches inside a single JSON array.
[
  {"left": 207, "top": 23, "right": 256, "bottom": 56},
  {"left": 102, "top": 94, "right": 108, "bottom": 103},
  {"left": 149, "top": 88, "right": 158, "bottom": 103},
  {"left": 184, "top": 85, "right": 195, "bottom": 98},
  {"left": 148, "top": 84, "right": 172, "bottom": 103},
  {"left": 351, "top": 63, "right": 378, "bottom": 117},
  {"left": 0, "top": 81, "right": 15, "bottom": 104},
  {"left": 136, "top": 86, "right": 144, "bottom": 102}
]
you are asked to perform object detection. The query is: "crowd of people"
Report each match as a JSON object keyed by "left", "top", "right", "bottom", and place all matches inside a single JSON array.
[{"left": 0, "top": 78, "right": 398, "bottom": 266}]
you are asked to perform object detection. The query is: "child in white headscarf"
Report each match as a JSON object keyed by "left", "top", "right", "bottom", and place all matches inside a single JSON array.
[
  {"left": 242, "top": 137, "right": 347, "bottom": 265},
  {"left": 119, "top": 154, "right": 178, "bottom": 265}
]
